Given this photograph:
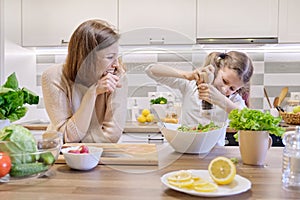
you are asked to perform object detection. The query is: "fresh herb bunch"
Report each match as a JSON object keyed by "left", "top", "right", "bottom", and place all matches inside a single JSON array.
[
  {"left": 228, "top": 108, "right": 285, "bottom": 137},
  {"left": 0, "top": 73, "right": 39, "bottom": 122},
  {"left": 150, "top": 96, "right": 167, "bottom": 104}
]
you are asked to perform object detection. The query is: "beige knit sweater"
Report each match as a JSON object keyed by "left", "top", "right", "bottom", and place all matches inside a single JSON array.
[{"left": 41, "top": 64, "right": 128, "bottom": 143}]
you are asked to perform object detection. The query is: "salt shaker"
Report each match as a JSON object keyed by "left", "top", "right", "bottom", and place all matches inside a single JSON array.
[{"left": 282, "top": 126, "right": 300, "bottom": 191}]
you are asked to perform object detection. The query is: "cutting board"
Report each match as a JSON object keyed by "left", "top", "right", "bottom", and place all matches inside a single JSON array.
[{"left": 56, "top": 143, "right": 158, "bottom": 166}]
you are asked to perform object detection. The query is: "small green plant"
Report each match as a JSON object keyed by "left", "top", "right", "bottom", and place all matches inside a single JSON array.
[
  {"left": 150, "top": 96, "right": 167, "bottom": 104},
  {"left": 228, "top": 108, "right": 285, "bottom": 140}
]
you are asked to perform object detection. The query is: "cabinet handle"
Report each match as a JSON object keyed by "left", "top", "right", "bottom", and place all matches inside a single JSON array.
[
  {"left": 148, "top": 138, "right": 164, "bottom": 143},
  {"left": 61, "top": 39, "right": 69, "bottom": 45},
  {"left": 149, "top": 38, "right": 165, "bottom": 45}
]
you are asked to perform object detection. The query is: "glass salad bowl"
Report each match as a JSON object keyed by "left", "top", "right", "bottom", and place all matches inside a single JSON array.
[{"left": 0, "top": 125, "right": 62, "bottom": 181}]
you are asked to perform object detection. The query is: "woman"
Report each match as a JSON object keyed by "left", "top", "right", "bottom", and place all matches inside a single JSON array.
[
  {"left": 42, "top": 19, "right": 128, "bottom": 143},
  {"left": 145, "top": 51, "right": 253, "bottom": 145}
]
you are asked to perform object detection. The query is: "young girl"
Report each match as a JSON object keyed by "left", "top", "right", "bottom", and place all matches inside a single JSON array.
[
  {"left": 42, "top": 19, "right": 128, "bottom": 143},
  {"left": 145, "top": 51, "right": 253, "bottom": 145}
]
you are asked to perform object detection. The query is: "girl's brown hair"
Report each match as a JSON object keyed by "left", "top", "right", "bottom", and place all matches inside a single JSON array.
[
  {"left": 203, "top": 51, "right": 254, "bottom": 106},
  {"left": 63, "top": 19, "right": 120, "bottom": 85}
]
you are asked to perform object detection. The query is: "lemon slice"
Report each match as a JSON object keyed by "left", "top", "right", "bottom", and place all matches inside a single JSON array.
[
  {"left": 208, "top": 156, "right": 236, "bottom": 185},
  {"left": 168, "top": 179, "right": 194, "bottom": 188},
  {"left": 193, "top": 182, "right": 218, "bottom": 192},
  {"left": 193, "top": 179, "right": 209, "bottom": 187},
  {"left": 167, "top": 170, "right": 192, "bottom": 182}
]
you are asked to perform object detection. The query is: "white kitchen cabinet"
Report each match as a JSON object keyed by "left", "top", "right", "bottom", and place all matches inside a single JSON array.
[
  {"left": 118, "top": 0, "right": 196, "bottom": 45},
  {"left": 22, "top": 0, "right": 117, "bottom": 46},
  {"left": 197, "top": 0, "right": 278, "bottom": 41},
  {"left": 278, "top": 0, "right": 300, "bottom": 43}
]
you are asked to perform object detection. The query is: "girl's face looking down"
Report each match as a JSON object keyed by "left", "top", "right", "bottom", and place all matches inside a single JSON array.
[
  {"left": 96, "top": 42, "right": 119, "bottom": 77},
  {"left": 213, "top": 66, "right": 244, "bottom": 97}
]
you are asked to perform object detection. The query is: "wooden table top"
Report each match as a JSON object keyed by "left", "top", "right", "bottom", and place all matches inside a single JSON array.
[{"left": 1, "top": 145, "right": 298, "bottom": 200}]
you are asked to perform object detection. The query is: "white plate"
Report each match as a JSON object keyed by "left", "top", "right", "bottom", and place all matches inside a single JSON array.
[{"left": 161, "top": 169, "right": 251, "bottom": 197}]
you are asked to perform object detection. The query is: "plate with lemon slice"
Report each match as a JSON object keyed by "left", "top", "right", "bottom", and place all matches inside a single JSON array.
[{"left": 161, "top": 157, "right": 251, "bottom": 197}]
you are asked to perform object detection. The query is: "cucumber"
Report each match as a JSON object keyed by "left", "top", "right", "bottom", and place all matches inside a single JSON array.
[
  {"left": 39, "top": 152, "right": 55, "bottom": 165},
  {"left": 10, "top": 163, "right": 49, "bottom": 177}
]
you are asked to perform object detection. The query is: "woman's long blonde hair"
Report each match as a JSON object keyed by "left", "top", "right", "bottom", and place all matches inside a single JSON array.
[{"left": 63, "top": 19, "right": 120, "bottom": 86}]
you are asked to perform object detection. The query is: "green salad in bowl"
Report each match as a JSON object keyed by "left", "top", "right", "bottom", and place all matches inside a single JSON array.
[
  {"left": 177, "top": 122, "right": 220, "bottom": 133},
  {"left": 161, "top": 121, "right": 226, "bottom": 154}
]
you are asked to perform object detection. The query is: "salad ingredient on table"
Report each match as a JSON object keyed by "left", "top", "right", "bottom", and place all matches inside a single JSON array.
[
  {"left": 0, "top": 125, "right": 56, "bottom": 177},
  {"left": 68, "top": 145, "right": 89, "bottom": 154},
  {"left": 0, "top": 152, "right": 11, "bottom": 178},
  {"left": 166, "top": 156, "right": 236, "bottom": 193},
  {"left": 177, "top": 121, "right": 220, "bottom": 132},
  {"left": 208, "top": 156, "right": 236, "bottom": 185},
  {"left": 0, "top": 72, "right": 39, "bottom": 122},
  {"left": 167, "top": 170, "right": 218, "bottom": 192}
]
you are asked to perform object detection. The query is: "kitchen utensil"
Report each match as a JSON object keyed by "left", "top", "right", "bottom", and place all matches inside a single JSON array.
[
  {"left": 276, "top": 106, "right": 285, "bottom": 112},
  {"left": 274, "top": 97, "right": 279, "bottom": 108},
  {"left": 278, "top": 87, "right": 289, "bottom": 106},
  {"left": 57, "top": 143, "right": 158, "bottom": 166},
  {"left": 263, "top": 87, "right": 272, "bottom": 108}
]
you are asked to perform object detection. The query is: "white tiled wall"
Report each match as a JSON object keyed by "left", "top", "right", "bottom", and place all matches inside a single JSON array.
[{"left": 5, "top": 43, "right": 300, "bottom": 123}]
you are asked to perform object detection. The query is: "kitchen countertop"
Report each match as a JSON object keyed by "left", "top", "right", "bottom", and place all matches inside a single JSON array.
[
  {"left": 21, "top": 121, "right": 297, "bottom": 133},
  {"left": 21, "top": 121, "right": 162, "bottom": 133},
  {"left": 1, "top": 145, "right": 298, "bottom": 199}
]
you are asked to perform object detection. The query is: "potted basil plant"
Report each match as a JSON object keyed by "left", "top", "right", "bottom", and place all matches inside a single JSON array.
[{"left": 228, "top": 108, "right": 285, "bottom": 166}]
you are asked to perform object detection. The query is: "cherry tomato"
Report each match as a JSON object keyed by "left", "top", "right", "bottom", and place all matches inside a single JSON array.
[{"left": 0, "top": 152, "right": 11, "bottom": 178}]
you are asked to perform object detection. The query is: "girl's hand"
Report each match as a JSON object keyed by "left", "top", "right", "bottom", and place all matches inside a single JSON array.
[
  {"left": 198, "top": 83, "right": 224, "bottom": 106},
  {"left": 201, "top": 65, "right": 215, "bottom": 84},
  {"left": 187, "top": 65, "right": 215, "bottom": 84}
]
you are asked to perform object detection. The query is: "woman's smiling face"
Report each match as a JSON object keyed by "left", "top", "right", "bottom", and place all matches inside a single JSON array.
[
  {"left": 213, "top": 66, "right": 244, "bottom": 96},
  {"left": 96, "top": 42, "right": 119, "bottom": 78}
]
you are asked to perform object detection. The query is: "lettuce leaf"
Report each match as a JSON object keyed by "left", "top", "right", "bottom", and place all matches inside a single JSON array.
[
  {"left": 228, "top": 108, "right": 285, "bottom": 137},
  {"left": 0, "top": 73, "right": 39, "bottom": 122},
  {"left": 0, "top": 125, "right": 38, "bottom": 164}
]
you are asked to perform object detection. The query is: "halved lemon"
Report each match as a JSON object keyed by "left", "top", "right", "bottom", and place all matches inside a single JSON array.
[{"left": 208, "top": 156, "right": 236, "bottom": 185}]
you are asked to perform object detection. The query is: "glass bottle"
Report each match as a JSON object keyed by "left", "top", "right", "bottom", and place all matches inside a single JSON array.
[{"left": 282, "top": 126, "right": 300, "bottom": 191}]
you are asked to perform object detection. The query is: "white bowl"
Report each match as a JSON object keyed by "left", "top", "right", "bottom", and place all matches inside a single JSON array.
[
  {"left": 161, "top": 123, "right": 226, "bottom": 154},
  {"left": 61, "top": 146, "right": 103, "bottom": 170}
]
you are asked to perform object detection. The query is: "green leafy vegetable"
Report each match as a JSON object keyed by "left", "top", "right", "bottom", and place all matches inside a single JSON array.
[
  {"left": 0, "top": 72, "right": 39, "bottom": 122},
  {"left": 150, "top": 97, "right": 168, "bottom": 104},
  {"left": 228, "top": 108, "right": 285, "bottom": 138},
  {"left": 177, "top": 121, "right": 220, "bottom": 132},
  {"left": 0, "top": 124, "right": 38, "bottom": 164}
]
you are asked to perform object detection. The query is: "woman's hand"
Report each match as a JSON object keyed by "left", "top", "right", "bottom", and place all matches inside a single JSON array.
[{"left": 95, "top": 73, "right": 121, "bottom": 95}]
